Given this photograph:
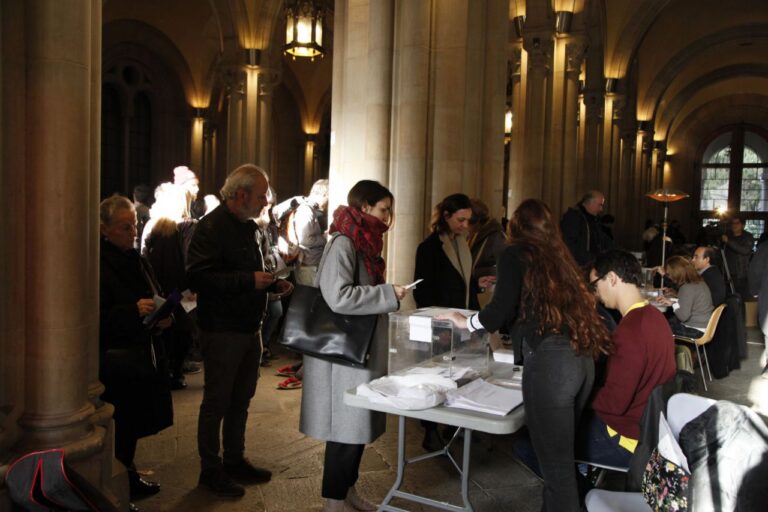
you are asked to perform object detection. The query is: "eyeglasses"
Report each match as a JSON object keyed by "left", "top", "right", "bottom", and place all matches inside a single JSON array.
[{"left": 588, "top": 273, "right": 607, "bottom": 292}]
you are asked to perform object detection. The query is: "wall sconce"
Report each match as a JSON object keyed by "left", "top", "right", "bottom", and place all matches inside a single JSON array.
[
  {"left": 637, "top": 120, "right": 652, "bottom": 132},
  {"left": 512, "top": 16, "right": 525, "bottom": 39},
  {"left": 193, "top": 107, "right": 206, "bottom": 119},
  {"left": 245, "top": 48, "right": 261, "bottom": 68},
  {"left": 604, "top": 78, "right": 617, "bottom": 94},
  {"left": 555, "top": 11, "right": 573, "bottom": 34},
  {"left": 284, "top": 0, "right": 324, "bottom": 61}
]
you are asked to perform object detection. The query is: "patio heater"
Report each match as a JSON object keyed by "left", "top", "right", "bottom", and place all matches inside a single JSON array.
[{"left": 645, "top": 188, "right": 689, "bottom": 288}]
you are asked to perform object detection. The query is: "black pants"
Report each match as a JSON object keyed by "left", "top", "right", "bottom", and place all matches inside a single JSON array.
[
  {"left": 114, "top": 423, "right": 137, "bottom": 470},
  {"left": 322, "top": 442, "right": 364, "bottom": 500},
  {"left": 198, "top": 331, "right": 262, "bottom": 472},
  {"left": 522, "top": 336, "right": 594, "bottom": 512}
]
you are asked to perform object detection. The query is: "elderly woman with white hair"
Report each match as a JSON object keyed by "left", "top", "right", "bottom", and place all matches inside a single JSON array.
[{"left": 99, "top": 194, "right": 174, "bottom": 510}]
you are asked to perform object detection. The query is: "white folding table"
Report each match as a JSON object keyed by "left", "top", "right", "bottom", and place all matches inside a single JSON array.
[{"left": 344, "top": 364, "right": 526, "bottom": 512}]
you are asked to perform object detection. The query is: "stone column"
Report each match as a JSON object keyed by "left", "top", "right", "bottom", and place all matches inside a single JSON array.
[
  {"left": 0, "top": 0, "right": 27, "bottom": 457},
  {"left": 561, "top": 39, "right": 585, "bottom": 211},
  {"left": 520, "top": 33, "right": 553, "bottom": 200},
  {"left": 226, "top": 71, "right": 245, "bottom": 171},
  {"left": 19, "top": 0, "right": 99, "bottom": 450},
  {"left": 508, "top": 46, "right": 526, "bottom": 211},
  {"left": 257, "top": 69, "right": 279, "bottom": 171},
  {"left": 190, "top": 113, "right": 205, "bottom": 174}
]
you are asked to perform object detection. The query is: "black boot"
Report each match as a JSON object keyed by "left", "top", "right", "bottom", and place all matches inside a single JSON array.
[{"left": 128, "top": 469, "right": 161, "bottom": 499}]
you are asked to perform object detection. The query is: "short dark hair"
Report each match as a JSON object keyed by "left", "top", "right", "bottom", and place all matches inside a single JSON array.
[
  {"left": 593, "top": 249, "right": 642, "bottom": 286},
  {"left": 469, "top": 198, "right": 490, "bottom": 225},
  {"left": 431, "top": 193, "right": 472, "bottom": 233},
  {"left": 347, "top": 180, "right": 394, "bottom": 224},
  {"left": 133, "top": 184, "right": 152, "bottom": 204}
]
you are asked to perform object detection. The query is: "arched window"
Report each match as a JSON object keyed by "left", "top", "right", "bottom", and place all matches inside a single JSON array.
[{"left": 699, "top": 126, "right": 768, "bottom": 238}]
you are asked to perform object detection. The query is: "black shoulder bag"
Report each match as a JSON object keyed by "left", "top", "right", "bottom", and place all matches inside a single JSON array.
[{"left": 279, "top": 235, "right": 378, "bottom": 367}]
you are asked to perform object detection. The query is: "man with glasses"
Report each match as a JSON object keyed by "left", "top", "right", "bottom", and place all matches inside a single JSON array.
[
  {"left": 722, "top": 216, "right": 754, "bottom": 297},
  {"left": 577, "top": 250, "right": 676, "bottom": 467}
]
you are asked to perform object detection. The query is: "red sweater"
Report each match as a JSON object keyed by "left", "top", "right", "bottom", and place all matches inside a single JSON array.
[{"left": 592, "top": 305, "right": 676, "bottom": 439}]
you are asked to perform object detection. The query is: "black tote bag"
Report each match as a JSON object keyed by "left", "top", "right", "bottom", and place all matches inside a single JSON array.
[{"left": 280, "top": 283, "right": 377, "bottom": 367}]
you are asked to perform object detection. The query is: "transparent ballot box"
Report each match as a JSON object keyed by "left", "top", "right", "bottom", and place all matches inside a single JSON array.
[{"left": 388, "top": 307, "right": 490, "bottom": 378}]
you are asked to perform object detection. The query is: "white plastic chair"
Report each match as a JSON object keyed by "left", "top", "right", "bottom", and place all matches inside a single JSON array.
[{"left": 584, "top": 393, "right": 715, "bottom": 512}]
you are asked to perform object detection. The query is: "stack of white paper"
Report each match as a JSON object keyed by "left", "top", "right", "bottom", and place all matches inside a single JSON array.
[
  {"left": 444, "top": 378, "right": 523, "bottom": 416},
  {"left": 492, "top": 348, "right": 515, "bottom": 364}
]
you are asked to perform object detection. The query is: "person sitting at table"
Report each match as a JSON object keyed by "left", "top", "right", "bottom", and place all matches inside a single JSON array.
[
  {"left": 577, "top": 250, "right": 676, "bottom": 467},
  {"left": 656, "top": 255, "right": 714, "bottom": 338},
  {"left": 440, "top": 199, "right": 611, "bottom": 512},
  {"left": 691, "top": 245, "right": 726, "bottom": 306}
]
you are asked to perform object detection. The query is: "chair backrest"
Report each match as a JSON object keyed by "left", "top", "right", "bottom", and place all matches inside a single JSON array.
[
  {"left": 698, "top": 303, "right": 726, "bottom": 345},
  {"left": 626, "top": 379, "right": 677, "bottom": 491},
  {"left": 666, "top": 393, "right": 715, "bottom": 439}
]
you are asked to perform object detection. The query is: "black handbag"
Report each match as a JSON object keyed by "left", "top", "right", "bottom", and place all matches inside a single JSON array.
[{"left": 280, "top": 283, "right": 378, "bottom": 367}]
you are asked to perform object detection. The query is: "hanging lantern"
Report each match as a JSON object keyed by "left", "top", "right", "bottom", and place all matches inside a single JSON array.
[{"left": 284, "top": 0, "right": 324, "bottom": 61}]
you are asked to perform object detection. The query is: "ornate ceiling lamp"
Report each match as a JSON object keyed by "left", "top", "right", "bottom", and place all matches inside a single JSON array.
[{"left": 284, "top": 0, "right": 324, "bottom": 61}]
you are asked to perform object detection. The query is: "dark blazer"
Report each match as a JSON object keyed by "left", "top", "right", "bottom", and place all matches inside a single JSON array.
[
  {"left": 701, "top": 265, "right": 726, "bottom": 306},
  {"left": 413, "top": 231, "right": 480, "bottom": 310}
]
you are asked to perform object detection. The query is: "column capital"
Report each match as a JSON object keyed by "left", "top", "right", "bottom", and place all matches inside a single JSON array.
[
  {"left": 523, "top": 34, "right": 553, "bottom": 71},
  {"left": 257, "top": 68, "right": 281, "bottom": 96},
  {"left": 612, "top": 95, "right": 626, "bottom": 121},
  {"left": 565, "top": 39, "right": 587, "bottom": 76}
]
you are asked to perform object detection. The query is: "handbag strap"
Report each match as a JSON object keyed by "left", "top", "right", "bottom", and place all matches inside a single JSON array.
[{"left": 315, "top": 233, "right": 361, "bottom": 288}]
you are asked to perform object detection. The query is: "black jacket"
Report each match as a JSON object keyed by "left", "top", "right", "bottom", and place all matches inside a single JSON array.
[
  {"left": 99, "top": 239, "right": 173, "bottom": 439},
  {"left": 187, "top": 204, "right": 270, "bottom": 333},
  {"left": 560, "top": 204, "right": 612, "bottom": 267},
  {"left": 413, "top": 231, "right": 480, "bottom": 311},
  {"left": 701, "top": 265, "right": 726, "bottom": 306}
]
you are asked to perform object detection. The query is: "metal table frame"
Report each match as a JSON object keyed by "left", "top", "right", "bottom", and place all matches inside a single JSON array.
[{"left": 344, "top": 377, "right": 526, "bottom": 512}]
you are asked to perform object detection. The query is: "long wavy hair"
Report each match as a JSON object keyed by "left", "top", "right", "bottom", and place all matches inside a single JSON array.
[{"left": 509, "top": 199, "right": 611, "bottom": 358}]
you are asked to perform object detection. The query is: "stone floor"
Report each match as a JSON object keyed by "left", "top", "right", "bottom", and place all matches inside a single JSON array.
[{"left": 134, "top": 329, "right": 768, "bottom": 512}]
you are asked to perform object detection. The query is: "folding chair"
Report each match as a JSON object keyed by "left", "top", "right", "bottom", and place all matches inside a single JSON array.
[{"left": 674, "top": 304, "right": 726, "bottom": 391}]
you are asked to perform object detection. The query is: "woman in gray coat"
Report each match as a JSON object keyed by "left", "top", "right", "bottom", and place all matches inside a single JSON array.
[{"left": 300, "top": 180, "right": 407, "bottom": 512}]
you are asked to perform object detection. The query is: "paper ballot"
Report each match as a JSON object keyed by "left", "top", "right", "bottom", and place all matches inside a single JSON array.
[
  {"left": 408, "top": 307, "right": 474, "bottom": 343},
  {"left": 444, "top": 378, "right": 523, "bottom": 416}
]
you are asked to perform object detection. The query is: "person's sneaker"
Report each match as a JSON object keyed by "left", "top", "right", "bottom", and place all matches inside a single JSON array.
[
  {"left": 198, "top": 469, "right": 245, "bottom": 497},
  {"left": 223, "top": 458, "right": 272, "bottom": 484}
]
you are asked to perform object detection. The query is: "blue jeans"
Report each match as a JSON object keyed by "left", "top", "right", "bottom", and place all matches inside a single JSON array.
[
  {"left": 576, "top": 411, "right": 633, "bottom": 468},
  {"left": 522, "top": 335, "right": 594, "bottom": 512}
]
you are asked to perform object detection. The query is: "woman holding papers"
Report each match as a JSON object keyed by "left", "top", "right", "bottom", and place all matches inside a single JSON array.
[
  {"left": 99, "top": 194, "right": 174, "bottom": 509},
  {"left": 299, "top": 181, "right": 409, "bottom": 512},
  {"left": 441, "top": 199, "right": 611, "bottom": 512}
]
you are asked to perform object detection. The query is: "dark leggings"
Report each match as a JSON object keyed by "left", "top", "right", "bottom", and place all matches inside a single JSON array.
[
  {"left": 522, "top": 336, "right": 594, "bottom": 512},
  {"left": 322, "top": 442, "right": 365, "bottom": 500}
]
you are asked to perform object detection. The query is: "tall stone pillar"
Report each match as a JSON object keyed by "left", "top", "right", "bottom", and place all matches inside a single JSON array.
[
  {"left": 508, "top": 46, "right": 526, "bottom": 212},
  {"left": 20, "top": 0, "right": 102, "bottom": 450},
  {"left": 226, "top": 72, "right": 245, "bottom": 171},
  {"left": 520, "top": 33, "right": 553, "bottom": 200},
  {"left": 0, "top": 0, "right": 27, "bottom": 459},
  {"left": 257, "top": 69, "right": 278, "bottom": 172},
  {"left": 331, "top": 0, "right": 506, "bottom": 298},
  {"left": 561, "top": 39, "right": 585, "bottom": 211}
]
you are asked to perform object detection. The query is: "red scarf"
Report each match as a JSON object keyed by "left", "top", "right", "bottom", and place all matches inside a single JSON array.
[{"left": 330, "top": 206, "right": 388, "bottom": 285}]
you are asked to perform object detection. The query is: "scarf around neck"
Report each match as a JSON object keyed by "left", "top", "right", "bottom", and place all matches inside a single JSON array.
[{"left": 330, "top": 206, "right": 388, "bottom": 285}]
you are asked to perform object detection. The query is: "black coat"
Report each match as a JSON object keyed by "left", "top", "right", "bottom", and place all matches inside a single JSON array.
[
  {"left": 701, "top": 265, "right": 726, "bottom": 306},
  {"left": 187, "top": 204, "right": 271, "bottom": 333},
  {"left": 99, "top": 239, "right": 173, "bottom": 439},
  {"left": 560, "top": 205, "right": 612, "bottom": 267},
  {"left": 413, "top": 232, "right": 480, "bottom": 311}
]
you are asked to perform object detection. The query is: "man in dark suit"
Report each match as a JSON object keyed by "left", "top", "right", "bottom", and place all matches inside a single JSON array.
[{"left": 692, "top": 246, "right": 726, "bottom": 306}]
